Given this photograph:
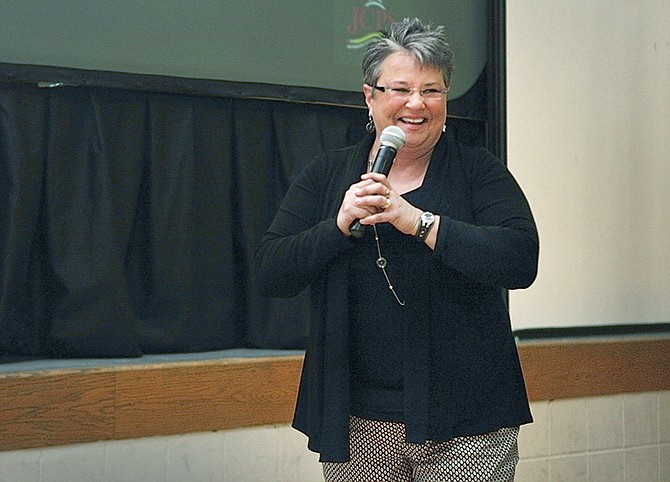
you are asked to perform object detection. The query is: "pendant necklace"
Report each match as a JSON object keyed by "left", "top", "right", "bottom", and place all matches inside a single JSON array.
[{"left": 367, "top": 157, "right": 405, "bottom": 306}]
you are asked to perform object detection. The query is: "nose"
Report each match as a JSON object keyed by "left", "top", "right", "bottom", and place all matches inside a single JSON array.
[{"left": 405, "top": 89, "right": 426, "bottom": 106}]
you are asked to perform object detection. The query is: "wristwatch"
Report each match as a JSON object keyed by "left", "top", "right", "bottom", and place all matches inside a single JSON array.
[{"left": 415, "top": 211, "right": 435, "bottom": 241}]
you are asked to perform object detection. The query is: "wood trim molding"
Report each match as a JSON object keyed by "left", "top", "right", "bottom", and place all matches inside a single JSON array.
[
  {"left": 518, "top": 337, "right": 670, "bottom": 400},
  {"left": 0, "top": 356, "right": 304, "bottom": 452},
  {"left": 1, "top": 337, "right": 669, "bottom": 452}
]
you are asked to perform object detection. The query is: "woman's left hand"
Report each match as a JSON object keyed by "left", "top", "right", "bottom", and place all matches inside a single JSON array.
[{"left": 354, "top": 172, "right": 421, "bottom": 236}]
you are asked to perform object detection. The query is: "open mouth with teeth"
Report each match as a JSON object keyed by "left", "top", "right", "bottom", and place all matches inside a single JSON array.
[{"left": 400, "top": 117, "right": 426, "bottom": 125}]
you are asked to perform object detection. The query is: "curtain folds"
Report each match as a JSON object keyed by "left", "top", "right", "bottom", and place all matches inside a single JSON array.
[{"left": 0, "top": 82, "right": 367, "bottom": 357}]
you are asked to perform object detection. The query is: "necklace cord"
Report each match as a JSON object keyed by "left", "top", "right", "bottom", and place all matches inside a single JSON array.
[{"left": 372, "top": 225, "right": 405, "bottom": 306}]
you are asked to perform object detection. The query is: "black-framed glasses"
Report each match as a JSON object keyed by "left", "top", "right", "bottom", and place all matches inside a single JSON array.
[{"left": 370, "top": 84, "right": 449, "bottom": 100}]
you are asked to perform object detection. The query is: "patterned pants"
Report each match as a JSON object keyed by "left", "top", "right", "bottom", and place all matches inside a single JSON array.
[{"left": 322, "top": 416, "right": 519, "bottom": 482}]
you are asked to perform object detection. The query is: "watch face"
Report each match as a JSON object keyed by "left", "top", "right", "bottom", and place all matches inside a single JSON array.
[
  {"left": 422, "top": 212, "right": 435, "bottom": 224},
  {"left": 416, "top": 211, "right": 435, "bottom": 240}
]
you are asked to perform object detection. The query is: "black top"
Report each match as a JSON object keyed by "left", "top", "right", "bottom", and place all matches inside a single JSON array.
[
  {"left": 254, "top": 130, "right": 539, "bottom": 462},
  {"left": 348, "top": 189, "right": 432, "bottom": 422}
]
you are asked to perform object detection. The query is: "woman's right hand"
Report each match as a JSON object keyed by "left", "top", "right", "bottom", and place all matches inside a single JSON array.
[{"left": 336, "top": 175, "right": 396, "bottom": 236}]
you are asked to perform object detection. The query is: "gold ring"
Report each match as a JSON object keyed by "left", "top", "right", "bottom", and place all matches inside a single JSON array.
[
  {"left": 381, "top": 198, "right": 391, "bottom": 211},
  {"left": 385, "top": 189, "right": 391, "bottom": 198}
]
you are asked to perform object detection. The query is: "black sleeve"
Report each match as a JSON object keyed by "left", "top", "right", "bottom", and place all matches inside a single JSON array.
[
  {"left": 434, "top": 148, "right": 539, "bottom": 289},
  {"left": 254, "top": 160, "right": 355, "bottom": 297}
]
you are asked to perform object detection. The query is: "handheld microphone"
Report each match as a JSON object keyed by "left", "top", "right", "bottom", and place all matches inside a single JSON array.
[{"left": 349, "top": 126, "right": 406, "bottom": 238}]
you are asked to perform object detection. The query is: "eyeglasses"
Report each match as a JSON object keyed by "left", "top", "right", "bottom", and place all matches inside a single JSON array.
[{"left": 370, "top": 84, "right": 449, "bottom": 101}]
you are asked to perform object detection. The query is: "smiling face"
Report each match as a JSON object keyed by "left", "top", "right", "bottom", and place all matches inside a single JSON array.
[{"left": 364, "top": 52, "right": 447, "bottom": 156}]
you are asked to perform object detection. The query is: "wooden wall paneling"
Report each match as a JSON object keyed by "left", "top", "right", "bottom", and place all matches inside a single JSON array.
[
  {"left": 1, "top": 338, "right": 669, "bottom": 452},
  {"left": 0, "top": 370, "right": 116, "bottom": 451}
]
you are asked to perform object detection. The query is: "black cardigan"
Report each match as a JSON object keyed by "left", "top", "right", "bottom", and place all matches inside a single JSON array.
[{"left": 254, "top": 131, "right": 539, "bottom": 462}]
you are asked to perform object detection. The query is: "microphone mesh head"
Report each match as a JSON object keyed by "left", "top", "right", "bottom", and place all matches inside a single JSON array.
[{"left": 380, "top": 126, "right": 406, "bottom": 150}]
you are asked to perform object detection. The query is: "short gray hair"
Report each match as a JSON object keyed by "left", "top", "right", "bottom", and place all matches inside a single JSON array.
[{"left": 362, "top": 18, "right": 455, "bottom": 90}]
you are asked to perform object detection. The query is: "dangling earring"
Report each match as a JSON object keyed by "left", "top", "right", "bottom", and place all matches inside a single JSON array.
[
  {"left": 442, "top": 122, "right": 447, "bottom": 133},
  {"left": 365, "top": 115, "right": 375, "bottom": 134}
]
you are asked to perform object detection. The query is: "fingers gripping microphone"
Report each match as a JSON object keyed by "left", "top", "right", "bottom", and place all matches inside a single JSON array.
[{"left": 349, "top": 126, "right": 406, "bottom": 238}]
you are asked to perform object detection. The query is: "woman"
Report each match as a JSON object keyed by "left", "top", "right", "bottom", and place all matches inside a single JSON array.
[{"left": 255, "top": 18, "right": 538, "bottom": 481}]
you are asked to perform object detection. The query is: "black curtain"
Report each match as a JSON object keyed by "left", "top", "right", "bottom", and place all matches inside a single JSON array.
[
  {"left": 0, "top": 66, "right": 486, "bottom": 359},
  {"left": 0, "top": 80, "right": 369, "bottom": 358}
]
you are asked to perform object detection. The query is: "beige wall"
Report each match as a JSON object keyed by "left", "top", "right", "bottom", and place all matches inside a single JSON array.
[
  {"left": 517, "top": 391, "right": 670, "bottom": 481},
  {"left": 507, "top": 0, "right": 670, "bottom": 331}
]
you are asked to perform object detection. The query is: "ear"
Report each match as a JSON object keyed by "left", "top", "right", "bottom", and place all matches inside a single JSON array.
[{"left": 363, "top": 83, "right": 374, "bottom": 109}]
